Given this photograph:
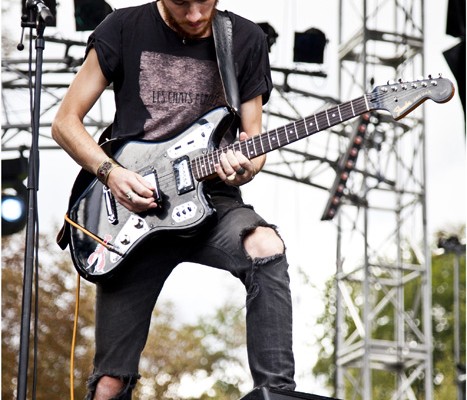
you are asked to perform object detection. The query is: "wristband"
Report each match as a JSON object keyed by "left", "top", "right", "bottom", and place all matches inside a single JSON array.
[{"left": 96, "top": 158, "right": 120, "bottom": 185}]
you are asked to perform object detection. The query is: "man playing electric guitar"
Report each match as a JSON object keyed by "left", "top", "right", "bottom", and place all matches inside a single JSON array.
[{"left": 52, "top": 1, "right": 296, "bottom": 399}]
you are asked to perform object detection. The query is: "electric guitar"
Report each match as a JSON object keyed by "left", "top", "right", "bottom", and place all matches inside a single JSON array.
[{"left": 67, "top": 77, "right": 454, "bottom": 282}]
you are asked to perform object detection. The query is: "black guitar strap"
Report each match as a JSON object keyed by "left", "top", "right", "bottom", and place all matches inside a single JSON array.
[{"left": 212, "top": 10, "right": 241, "bottom": 119}]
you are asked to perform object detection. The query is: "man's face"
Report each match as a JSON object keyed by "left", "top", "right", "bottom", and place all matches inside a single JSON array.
[{"left": 159, "top": 0, "right": 219, "bottom": 39}]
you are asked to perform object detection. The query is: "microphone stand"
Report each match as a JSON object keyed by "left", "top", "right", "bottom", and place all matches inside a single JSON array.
[{"left": 16, "top": 2, "right": 53, "bottom": 399}]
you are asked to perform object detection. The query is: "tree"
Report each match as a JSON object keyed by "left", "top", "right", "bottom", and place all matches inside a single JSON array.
[
  {"left": 432, "top": 229, "right": 466, "bottom": 398},
  {"left": 311, "top": 230, "right": 466, "bottom": 399},
  {"left": 2, "top": 232, "right": 96, "bottom": 400},
  {"left": 136, "top": 302, "right": 248, "bottom": 400},
  {"left": 2, "top": 231, "right": 250, "bottom": 400}
]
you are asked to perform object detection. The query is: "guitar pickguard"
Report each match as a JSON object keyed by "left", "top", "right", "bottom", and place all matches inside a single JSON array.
[
  {"left": 109, "top": 215, "right": 149, "bottom": 263},
  {"left": 166, "top": 120, "right": 213, "bottom": 159}
]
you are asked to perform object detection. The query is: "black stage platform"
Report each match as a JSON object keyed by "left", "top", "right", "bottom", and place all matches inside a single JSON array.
[{"left": 240, "top": 387, "right": 340, "bottom": 400}]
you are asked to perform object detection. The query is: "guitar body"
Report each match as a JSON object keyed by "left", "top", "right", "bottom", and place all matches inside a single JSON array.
[{"left": 68, "top": 106, "right": 235, "bottom": 282}]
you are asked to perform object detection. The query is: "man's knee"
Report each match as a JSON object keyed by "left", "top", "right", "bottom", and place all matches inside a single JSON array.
[
  {"left": 243, "top": 226, "right": 285, "bottom": 259},
  {"left": 93, "top": 376, "right": 125, "bottom": 400}
]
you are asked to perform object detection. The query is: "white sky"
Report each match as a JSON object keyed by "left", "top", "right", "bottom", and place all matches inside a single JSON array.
[{"left": 2, "top": 0, "right": 465, "bottom": 396}]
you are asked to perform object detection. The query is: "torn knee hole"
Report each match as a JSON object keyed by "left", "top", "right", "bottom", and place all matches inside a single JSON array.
[{"left": 243, "top": 226, "right": 285, "bottom": 259}]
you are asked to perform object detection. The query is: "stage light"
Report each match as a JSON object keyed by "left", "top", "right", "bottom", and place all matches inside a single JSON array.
[
  {"left": 293, "top": 28, "right": 327, "bottom": 64},
  {"left": 257, "top": 22, "right": 279, "bottom": 52},
  {"left": 74, "top": 0, "right": 113, "bottom": 31},
  {"left": 437, "top": 235, "right": 465, "bottom": 253},
  {"left": 2, "top": 191, "right": 27, "bottom": 236},
  {"left": 2, "top": 156, "right": 28, "bottom": 236},
  {"left": 321, "top": 113, "right": 371, "bottom": 221}
]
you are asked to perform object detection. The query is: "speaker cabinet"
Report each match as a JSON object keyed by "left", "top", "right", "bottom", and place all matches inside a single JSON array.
[{"left": 240, "top": 387, "right": 341, "bottom": 400}]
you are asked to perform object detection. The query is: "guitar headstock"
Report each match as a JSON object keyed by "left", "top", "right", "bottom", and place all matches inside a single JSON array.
[{"left": 369, "top": 76, "right": 455, "bottom": 120}]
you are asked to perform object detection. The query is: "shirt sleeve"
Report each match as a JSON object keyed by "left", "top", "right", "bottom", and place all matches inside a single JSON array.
[
  {"left": 230, "top": 12, "right": 273, "bottom": 105},
  {"left": 85, "top": 10, "right": 123, "bottom": 84}
]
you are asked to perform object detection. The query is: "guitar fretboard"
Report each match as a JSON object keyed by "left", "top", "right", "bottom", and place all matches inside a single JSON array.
[{"left": 191, "top": 94, "right": 371, "bottom": 181}]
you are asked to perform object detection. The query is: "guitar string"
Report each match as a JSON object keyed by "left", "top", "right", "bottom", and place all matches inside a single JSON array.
[
  {"left": 109, "top": 82, "right": 435, "bottom": 210},
  {"left": 192, "top": 95, "right": 371, "bottom": 180},
  {"left": 192, "top": 80, "right": 435, "bottom": 180}
]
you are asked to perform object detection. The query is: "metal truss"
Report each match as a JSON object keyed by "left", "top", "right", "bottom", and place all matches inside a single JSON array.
[
  {"left": 333, "top": 1, "right": 433, "bottom": 399},
  {"left": 1, "top": 37, "right": 111, "bottom": 154},
  {"left": 260, "top": 67, "right": 342, "bottom": 192},
  {"left": 259, "top": 5, "right": 433, "bottom": 399}
]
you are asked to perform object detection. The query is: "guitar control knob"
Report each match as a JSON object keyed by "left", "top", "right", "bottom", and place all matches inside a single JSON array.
[
  {"left": 134, "top": 218, "right": 144, "bottom": 229},
  {"left": 120, "top": 235, "right": 131, "bottom": 245}
]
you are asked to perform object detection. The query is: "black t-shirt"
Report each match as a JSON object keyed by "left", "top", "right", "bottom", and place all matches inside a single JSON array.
[{"left": 86, "top": 1, "right": 273, "bottom": 142}]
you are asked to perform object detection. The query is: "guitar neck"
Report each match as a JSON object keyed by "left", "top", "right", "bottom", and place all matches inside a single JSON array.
[{"left": 192, "top": 94, "right": 371, "bottom": 180}]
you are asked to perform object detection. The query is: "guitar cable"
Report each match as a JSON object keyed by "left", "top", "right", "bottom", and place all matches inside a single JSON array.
[
  {"left": 66, "top": 212, "right": 125, "bottom": 398},
  {"left": 70, "top": 272, "right": 81, "bottom": 400},
  {"left": 64, "top": 214, "right": 124, "bottom": 256},
  {"left": 64, "top": 213, "right": 96, "bottom": 399}
]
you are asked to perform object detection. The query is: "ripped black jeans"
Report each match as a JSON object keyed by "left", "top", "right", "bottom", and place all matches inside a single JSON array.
[{"left": 86, "top": 195, "right": 296, "bottom": 399}]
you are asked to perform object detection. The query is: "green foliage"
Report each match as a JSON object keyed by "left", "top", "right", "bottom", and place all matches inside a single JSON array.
[
  {"left": 2, "top": 232, "right": 250, "bottom": 400},
  {"left": 311, "top": 233, "right": 466, "bottom": 399},
  {"left": 431, "top": 249, "right": 466, "bottom": 395},
  {"left": 2, "top": 232, "right": 96, "bottom": 400},
  {"left": 311, "top": 279, "right": 337, "bottom": 384},
  {"left": 135, "top": 301, "right": 248, "bottom": 399}
]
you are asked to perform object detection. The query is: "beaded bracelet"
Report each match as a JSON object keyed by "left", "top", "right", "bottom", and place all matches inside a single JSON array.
[{"left": 96, "top": 158, "right": 120, "bottom": 185}]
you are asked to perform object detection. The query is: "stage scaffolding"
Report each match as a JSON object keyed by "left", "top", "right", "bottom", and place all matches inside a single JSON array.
[
  {"left": 259, "top": 0, "right": 432, "bottom": 399},
  {"left": 2, "top": 1, "right": 432, "bottom": 399},
  {"left": 334, "top": 1, "right": 432, "bottom": 399}
]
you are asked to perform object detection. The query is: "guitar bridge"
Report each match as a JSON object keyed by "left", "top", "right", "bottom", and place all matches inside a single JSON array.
[
  {"left": 173, "top": 156, "right": 195, "bottom": 195},
  {"left": 103, "top": 186, "right": 118, "bottom": 225}
]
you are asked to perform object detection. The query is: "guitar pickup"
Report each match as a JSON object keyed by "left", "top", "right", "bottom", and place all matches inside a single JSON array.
[
  {"left": 142, "top": 168, "right": 163, "bottom": 207},
  {"left": 173, "top": 156, "right": 195, "bottom": 195}
]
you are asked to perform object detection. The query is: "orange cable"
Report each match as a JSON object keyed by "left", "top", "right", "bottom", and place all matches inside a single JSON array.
[
  {"left": 70, "top": 273, "right": 81, "bottom": 400},
  {"left": 64, "top": 214, "right": 124, "bottom": 256}
]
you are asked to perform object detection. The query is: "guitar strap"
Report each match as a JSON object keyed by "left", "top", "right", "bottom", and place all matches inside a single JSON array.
[
  {"left": 212, "top": 10, "right": 242, "bottom": 145},
  {"left": 212, "top": 10, "right": 241, "bottom": 118},
  {"left": 57, "top": 9, "right": 242, "bottom": 250}
]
